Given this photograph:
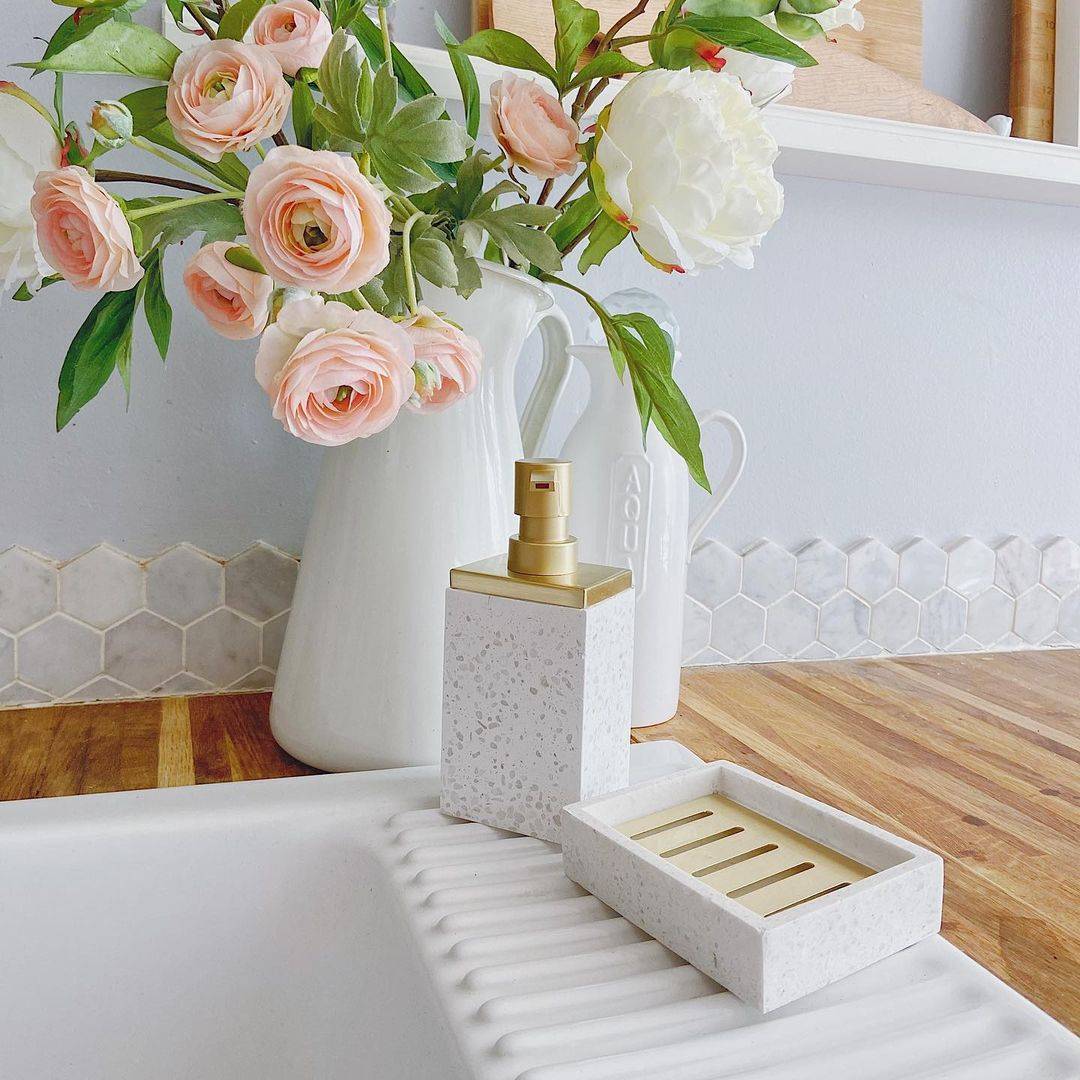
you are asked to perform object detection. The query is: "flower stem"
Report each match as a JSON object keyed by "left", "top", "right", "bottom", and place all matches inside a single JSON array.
[
  {"left": 127, "top": 188, "right": 244, "bottom": 221},
  {"left": 400, "top": 210, "right": 423, "bottom": 315},
  {"left": 254, "top": 142, "right": 267, "bottom": 160},
  {"left": 53, "top": 73, "right": 64, "bottom": 132},
  {"left": 130, "top": 136, "right": 226, "bottom": 187},
  {"left": 536, "top": 178, "right": 556, "bottom": 206},
  {"left": 96, "top": 169, "right": 218, "bottom": 196},
  {"left": 580, "top": 77, "right": 611, "bottom": 115},
  {"left": 598, "top": 0, "right": 649, "bottom": 52},
  {"left": 560, "top": 216, "right": 598, "bottom": 257},
  {"left": 183, "top": 1, "right": 217, "bottom": 37},
  {"left": 553, "top": 171, "right": 587, "bottom": 210},
  {"left": 348, "top": 289, "right": 374, "bottom": 311},
  {"left": 379, "top": 5, "right": 393, "bottom": 66}
]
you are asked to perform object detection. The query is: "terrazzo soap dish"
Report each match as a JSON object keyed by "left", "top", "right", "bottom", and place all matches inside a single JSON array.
[{"left": 562, "top": 760, "right": 944, "bottom": 1012}]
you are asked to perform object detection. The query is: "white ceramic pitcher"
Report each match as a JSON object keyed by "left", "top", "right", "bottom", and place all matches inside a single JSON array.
[
  {"left": 560, "top": 345, "right": 747, "bottom": 728},
  {"left": 271, "top": 263, "right": 573, "bottom": 771}
]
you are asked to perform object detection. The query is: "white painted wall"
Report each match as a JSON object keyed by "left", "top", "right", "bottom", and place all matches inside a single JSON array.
[
  {"left": 923, "top": 0, "right": 1012, "bottom": 121},
  {"left": 3, "top": 2, "right": 1076, "bottom": 562}
]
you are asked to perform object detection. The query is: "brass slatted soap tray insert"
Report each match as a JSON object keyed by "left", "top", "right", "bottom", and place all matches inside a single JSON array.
[
  {"left": 562, "top": 759, "right": 944, "bottom": 1013},
  {"left": 617, "top": 794, "right": 874, "bottom": 918}
]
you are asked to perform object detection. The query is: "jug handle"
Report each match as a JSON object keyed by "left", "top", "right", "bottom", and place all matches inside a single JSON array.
[
  {"left": 519, "top": 302, "right": 574, "bottom": 459},
  {"left": 687, "top": 410, "right": 748, "bottom": 559}
]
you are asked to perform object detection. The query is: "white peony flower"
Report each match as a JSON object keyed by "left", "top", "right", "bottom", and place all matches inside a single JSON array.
[
  {"left": 0, "top": 89, "right": 62, "bottom": 289},
  {"left": 719, "top": 49, "right": 797, "bottom": 105},
  {"left": 593, "top": 68, "right": 784, "bottom": 274}
]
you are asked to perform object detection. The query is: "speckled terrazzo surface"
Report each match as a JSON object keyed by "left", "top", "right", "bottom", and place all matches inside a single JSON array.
[{"left": 441, "top": 588, "right": 633, "bottom": 841}]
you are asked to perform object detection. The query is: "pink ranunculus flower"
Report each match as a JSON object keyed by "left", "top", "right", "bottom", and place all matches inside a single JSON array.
[
  {"left": 183, "top": 242, "right": 273, "bottom": 340},
  {"left": 403, "top": 307, "right": 482, "bottom": 413},
  {"left": 255, "top": 295, "right": 415, "bottom": 445},
  {"left": 490, "top": 73, "right": 581, "bottom": 180},
  {"left": 250, "top": 0, "right": 332, "bottom": 77},
  {"left": 166, "top": 40, "right": 290, "bottom": 162},
  {"left": 243, "top": 145, "right": 391, "bottom": 292},
  {"left": 30, "top": 167, "right": 143, "bottom": 292}
]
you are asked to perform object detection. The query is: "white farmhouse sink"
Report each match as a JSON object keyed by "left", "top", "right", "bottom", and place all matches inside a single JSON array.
[{"left": 2, "top": 743, "right": 1077, "bottom": 1080}]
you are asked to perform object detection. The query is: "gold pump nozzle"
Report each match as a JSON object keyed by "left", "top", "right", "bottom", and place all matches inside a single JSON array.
[
  {"left": 449, "top": 457, "right": 632, "bottom": 609},
  {"left": 508, "top": 460, "right": 579, "bottom": 577}
]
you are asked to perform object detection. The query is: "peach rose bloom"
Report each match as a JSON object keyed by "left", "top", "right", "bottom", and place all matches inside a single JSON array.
[
  {"left": 250, "top": 0, "right": 332, "bottom": 77},
  {"left": 490, "top": 73, "right": 581, "bottom": 180},
  {"left": 166, "top": 40, "right": 290, "bottom": 162},
  {"left": 31, "top": 167, "right": 143, "bottom": 292},
  {"left": 243, "top": 145, "right": 391, "bottom": 292},
  {"left": 255, "top": 295, "right": 414, "bottom": 445},
  {"left": 403, "top": 307, "right": 482, "bottom": 413},
  {"left": 183, "top": 242, "right": 273, "bottom": 340}
]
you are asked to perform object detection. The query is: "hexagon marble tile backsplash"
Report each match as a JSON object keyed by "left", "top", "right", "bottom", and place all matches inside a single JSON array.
[
  {"left": 684, "top": 536, "right": 1080, "bottom": 667},
  {"left": 1, "top": 536, "right": 1078, "bottom": 707},
  {"left": 0, "top": 543, "right": 297, "bottom": 707}
]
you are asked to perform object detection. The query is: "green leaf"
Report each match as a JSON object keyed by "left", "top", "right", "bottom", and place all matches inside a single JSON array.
[
  {"left": 785, "top": 0, "right": 837, "bottom": 14},
  {"left": 317, "top": 29, "right": 367, "bottom": 140},
  {"left": 40, "top": 9, "right": 116, "bottom": 65},
  {"left": 12, "top": 275, "right": 62, "bottom": 301},
  {"left": 452, "top": 240, "right": 483, "bottom": 298},
  {"left": 137, "top": 199, "right": 245, "bottom": 249},
  {"left": 436, "top": 14, "right": 481, "bottom": 140},
  {"left": 224, "top": 245, "right": 266, "bottom": 274},
  {"left": 366, "top": 65, "right": 471, "bottom": 194},
  {"left": 56, "top": 287, "right": 140, "bottom": 430},
  {"left": 412, "top": 234, "right": 459, "bottom": 289},
  {"left": 349, "top": 10, "right": 438, "bottom": 101},
  {"left": 673, "top": 15, "right": 817, "bottom": 64},
  {"left": 120, "top": 85, "right": 167, "bottom": 136},
  {"left": 330, "top": 0, "right": 365, "bottom": 29},
  {"left": 552, "top": 0, "right": 601, "bottom": 91},
  {"left": 773, "top": 10, "right": 825, "bottom": 39},
  {"left": 684, "top": 0, "right": 779, "bottom": 15},
  {"left": 291, "top": 77, "right": 316, "bottom": 148},
  {"left": 138, "top": 121, "right": 250, "bottom": 189},
  {"left": 27, "top": 19, "right": 180, "bottom": 79},
  {"left": 578, "top": 213, "right": 629, "bottom": 273},
  {"left": 537, "top": 277, "right": 707, "bottom": 489},
  {"left": 615, "top": 313, "right": 709, "bottom": 491},
  {"left": 567, "top": 51, "right": 646, "bottom": 89},
  {"left": 217, "top": 0, "right": 272, "bottom": 40},
  {"left": 475, "top": 205, "right": 563, "bottom": 273},
  {"left": 142, "top": 249, "right": 172, "bottom": 361},
  {"left": 346, "top": 11, "right": 460, "bottom": 184},
  {"left": 548, "top": 190, "right": 601, "bottom": 251},
  {"left": 457, "top": 30, "right": 559, "bottom": 85}
]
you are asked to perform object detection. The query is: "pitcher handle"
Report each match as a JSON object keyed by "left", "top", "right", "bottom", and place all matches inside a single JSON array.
[
  {"left": 519, "top": 302, "right": 574, "bottom": 459},
  {"left": 687, "top": 410, "right": 748, "bottom": 558}
]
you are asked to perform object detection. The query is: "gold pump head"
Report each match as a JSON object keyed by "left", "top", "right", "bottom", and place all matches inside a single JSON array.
[
  {"left": 508, "top": 460, "right": 579, "bottom": 577},
  {"left": 449, "top": 458, "right": 632, "bottom": 609}
]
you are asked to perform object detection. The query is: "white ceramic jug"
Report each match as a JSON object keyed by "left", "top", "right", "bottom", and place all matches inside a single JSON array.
[
  {"left": 271, "top": 263, "right": 573, "bottom": 771},
  {"left": 560, "top": 345, "right": 747, "bottom": 728}
]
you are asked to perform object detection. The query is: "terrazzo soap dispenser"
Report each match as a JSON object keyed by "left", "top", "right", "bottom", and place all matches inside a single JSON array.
[{"left": 441, "top": 459, "right": 635, "bottom": 842}]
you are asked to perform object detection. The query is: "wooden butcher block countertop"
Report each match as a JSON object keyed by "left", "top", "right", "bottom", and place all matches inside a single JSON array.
[{"left": 1, "top": 651, "right": 1077, "bottom": 1033}]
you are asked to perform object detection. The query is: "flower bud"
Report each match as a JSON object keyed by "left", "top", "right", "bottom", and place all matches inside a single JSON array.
[
  {"left": 90, "top": 100, "right": 133, "bottom": 149},
  {"left": 410, "top": 358, "right": 443, "bottom": 407}
]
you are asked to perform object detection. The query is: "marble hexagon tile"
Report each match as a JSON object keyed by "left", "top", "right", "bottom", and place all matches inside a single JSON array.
[
  {"left": 0, "top": 542, "right": 299, "bottom": 707},
  {"left": 686, "top": 536, "right": 1080, "bottom": 667}
]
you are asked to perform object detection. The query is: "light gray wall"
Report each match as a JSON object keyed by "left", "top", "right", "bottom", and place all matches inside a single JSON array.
[
  {"left": 923, "top": 0, "right": 1012, "bottom": 120},
  {"left": 4, "top": 1, "right": 1077, "bottom": 562}
]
